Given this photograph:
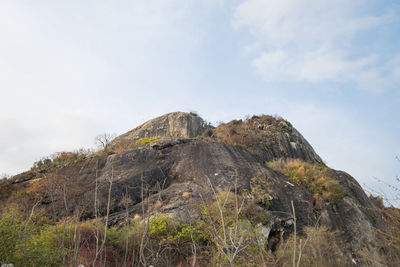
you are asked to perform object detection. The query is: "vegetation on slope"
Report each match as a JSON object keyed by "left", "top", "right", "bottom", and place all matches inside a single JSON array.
[
  {"left": 31, "top": 150, "right": 89, "bottom": 172},
  {"left": 1, "top": 113, "right": 399, "bottom": 266},
  {"left": 134, "top": 136, "right": 161, "bottom": 147},
  {"left": 108, "top": 136, "right": 162, "bottom": 154},
  {"left": 215, "top": 115, "right": 292, "bottom": 147},
  {"left": 0, "top": 188, "right": 351, "bottom": 267},
  {"left": 267, "top": 159, "right": 347, "bottom": 204}
]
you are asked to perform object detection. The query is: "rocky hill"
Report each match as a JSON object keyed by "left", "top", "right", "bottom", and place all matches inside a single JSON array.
[
  {"left": 110, "top": 112, "right": 213, "bottom": 144},
  {"left": 1, "top": 112, "right": 399, "bottom": 266}
]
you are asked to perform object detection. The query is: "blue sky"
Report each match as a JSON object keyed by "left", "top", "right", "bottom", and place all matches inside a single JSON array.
[{"left": 1, "top": 0, "right": 399, "bottom": 204}]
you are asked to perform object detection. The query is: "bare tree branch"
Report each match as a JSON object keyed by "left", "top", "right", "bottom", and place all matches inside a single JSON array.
[{"left": 95, "top": 133, "right": 115, "bottom": 154}]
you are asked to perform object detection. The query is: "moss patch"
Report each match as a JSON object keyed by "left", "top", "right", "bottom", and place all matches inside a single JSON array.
[{"left": 134, "top": 136, "right": 161, "bottom": 146}]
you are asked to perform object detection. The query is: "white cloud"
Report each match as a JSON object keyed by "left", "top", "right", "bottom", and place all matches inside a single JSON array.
[
  {"left": 297, "top": 49, "right": 350, "bottom": 83},
  {"left": 235, "top": 0, "right": 379, "bottom": 46},
  {"left": 235, "top": 0, "right": 400, "bottom": 92},
  {"left": 252, "top": 50, "right": 287, "bottom": 78},
  {"left": 243, "top": 41, "right": 262, "bottom": 55}
]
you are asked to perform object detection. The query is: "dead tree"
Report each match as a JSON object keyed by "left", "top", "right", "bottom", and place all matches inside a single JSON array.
[{"left": 95, "top": 133, "right": 115, "bottom": 154}]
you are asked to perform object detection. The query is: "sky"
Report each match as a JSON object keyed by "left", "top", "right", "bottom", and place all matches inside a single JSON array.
[{"left": 1, "top": 0, "right": 399, "bottom": 204}]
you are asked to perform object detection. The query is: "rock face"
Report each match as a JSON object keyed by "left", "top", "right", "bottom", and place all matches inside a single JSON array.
[
  {"left": 5, "top": 112, "right": 399, "bottom": 266},
  {"left": 215, "top": 115, "right": 323, "bottom": 163},
  {"left": 109, "top": 112, "right": 212, "bottom": 148}
]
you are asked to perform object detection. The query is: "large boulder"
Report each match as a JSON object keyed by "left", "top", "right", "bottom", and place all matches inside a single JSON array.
[{"left": 109, "top": 112, "right": 212, "bottom": 151}]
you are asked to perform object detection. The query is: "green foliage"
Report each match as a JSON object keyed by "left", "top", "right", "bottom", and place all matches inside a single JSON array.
[
  {"left": 0, "top": 209, "right": 63, "bottom": 266},
  {"left": 267, "top": 159, "right": 347, "bottom": 204},
  {"left": 134, "top": 136, "right": 161, "bottom": 147},
  {"left": 170, "top": 222, "right": 209, "bottom": 246},
  {"left": 199, "top": 191, "right": 270, "bottom": 265},
  {"left": 0, "top": 209, "right": 22, "bottom": 263},
  {"left": 3, "top": 190, "right": 392, "bottom": 266},
  {"left": 115, "top": 215, "right": 212, "bottom": 265},
  {"left": 0, "top": 209, "right": 124, "bottom": 266},
  {"left": 149, "top": 215, "right": 169, "bottom": 236},
  {"left": 167, "top": 224, "right": 196, "bottom": 242},
  {"left": 14, "top": 225, "right": 64, "bottom": 266},
  {"left": 148, "top": 215, "right": 210, "bottom": 247}
]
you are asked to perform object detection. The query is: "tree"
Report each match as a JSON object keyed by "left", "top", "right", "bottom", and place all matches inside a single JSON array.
[{"left": 95, "top": 133, "right": 115, "bottom": 154}]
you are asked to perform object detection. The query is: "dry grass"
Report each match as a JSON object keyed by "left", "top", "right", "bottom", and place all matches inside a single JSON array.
[
  {"left": 276, "top": 226, "right": 346, "bottom": 267},
  {"left": 215, "top": 115, "right": 292, "bottom": 146},
  {"left": 182, "top": 192, "right": 191, "bottom": 198},
  {"left": 133, "top": 214, "right": 141, "bottom": 221},
  {"left": 267, "top": 159, "right": 346, "bottom": 204},
  {"left": 147, "top": 200, "right": 162, "bottom": 213},
  {"left": 108, "top": 136, "right": 162, "bottom": 154},
  {"left": 109, "top": 139, "right": 134, "bottom": 154}
]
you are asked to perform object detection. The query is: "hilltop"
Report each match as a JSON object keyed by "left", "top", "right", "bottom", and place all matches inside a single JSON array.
[{"left": 1, "top": 112, "right": 399, "bottom": 266}]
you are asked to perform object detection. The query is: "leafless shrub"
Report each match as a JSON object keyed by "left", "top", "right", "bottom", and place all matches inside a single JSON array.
[{"left": 95, "top": 133, "right": 115, "bottom": 154}]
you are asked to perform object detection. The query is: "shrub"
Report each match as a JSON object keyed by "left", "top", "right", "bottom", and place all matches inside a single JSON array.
[
  {"left": 31, "top": 158, "right": 52, "bottom": 171},
  {"left": 66, "top": 225, "right": 120, "bottom": 266},
  {"left": 200, "top": 191, "right": 269, "bottom": 266},
  {"left": 267, "top": 159, "right": 347, "bottom": 204},
  {"left": 14, "top": 224, "right": 63, "bottom": 266},
  {"left": 0, "top": 209, "right": 64, "bottom": 266},
  {"left": 51, "top": 151, "right": 87, "bottom": 167},
  {"left": 109, "top": 136, "right": 162, "bottom": 153},
  {"left": 249, "top": 177, "right": 272, "bottom": 208},
  {"left": 276, "top": 226, "right": 346, "bottom": 267},
  {"left": 0, "top": 209, "right": 123, "bottom": 266},
  {"left": 148, "top": 215, "right": 210, "bottom": 249},
  {"left": 242, "top": 201, "right": 270, "bottom": 225},
  {"left": 215, "top": 115, "right": 292, "bottom": 146},
  {"left": 149, "top": 215, "right": 169, "bottom": 236},
  {"left": 0, "top": 209, "right": 22, "bottom": 263},
  {"left": 31, "top": 150, "right": 89, "bottom": 171},
  {"left": 119, "top": 215, "right": 211, "bottom": 266}
]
